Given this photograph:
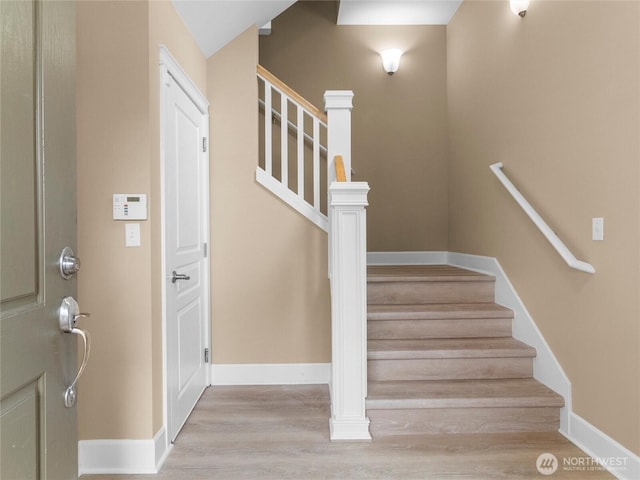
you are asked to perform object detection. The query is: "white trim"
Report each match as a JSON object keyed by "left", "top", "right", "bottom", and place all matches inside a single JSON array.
[
  {"left": 323, "top": 90, "right": 354, "bottom": 111},
  {"left": 329, "top": 418, "right": 372, "bottom": 442},
  {"left": 78, "top": 427, "right": 171, "bottom": 475},
  {"left": 210, "top": 363, "right": 331, "bottom": 386},
  {"left": 368, "top": 251, "right": 637, "bottom": 479},
  {"left": 328, "top": 182, "right": 371, "bottom": 441},
  {"left": 565, "top": 413, "right": 640, "bottom": 480},
  {"left": 446, "top": 252, "right": 572, "bottom": 434},
  {"left": 153, "top": 426, "right": 172, "bottom": 472},
  {"left": 256, "top": 167, "right": 328, "bottom": 232},
  {"left": 369, "top": 251, "right": 572, "bottom": 434},
  {"left": 159, "top": 45, "right": 209, "bottom": 114},
  {"left": 158, "top": 45, "right": 211, "bottom": 447},
  {"left": 367, "top": 251, "right": 448, "bottom": 265},
  {"left": 325, "top": 90, "right": 354, "bottom": 184}
]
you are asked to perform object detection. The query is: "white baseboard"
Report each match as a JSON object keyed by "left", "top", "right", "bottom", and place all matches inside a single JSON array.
[
  {"left": 329, "top": 416, "right": 372, "bottom": 441},
  {"left": 565, "top": 413, "right": 640, "bottom": 480},
  {"left": 370, "top": 251, "right": 638, "bottom": 480},
  {"left": 78, "top": 425, "right": 171, "bottom": 475},
  {"left": 446, "top": 251, "right": 572, "bottom": 434},
  {"left": 210, "top": 363, "right": 331, "bottom": 385},
  {"left": 372, "top": 251, "right": 572, "bottom": 433},
  {"left": 369, "top": 252, "right": 572, "bottom": 432},
  {"left": 77, "top": 364, "right": 328, "bottom": 474}
]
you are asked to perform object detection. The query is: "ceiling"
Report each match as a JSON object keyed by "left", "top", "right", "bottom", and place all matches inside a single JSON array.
[
  {"left": 172, "top": 0, "right": 463, "bottom": 58},
  {"left": 337, "top": 1, "right": 462, "bottom": 25},
  {"left": 171, "top": 0, "right": 297, "bottom": 58}
]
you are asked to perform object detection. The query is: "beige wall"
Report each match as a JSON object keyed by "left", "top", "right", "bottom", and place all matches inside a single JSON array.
[
  {"left": 447, "top": 1, "right": 639, "bottom": 454},
  {"left": 77, "top": 0, "right": 153, "bottom": 440},
  {"left": 76, "top": 0, "right": 640, "bottom": 456},
  {"left": 259, "top": 1, "right": 449, "bottom": 252},
  {"left": 77, "top": 0, "right": 206, "bottom": 440},
  {"left": 208, "top": 26, "right": 332, "bottom": 364}
]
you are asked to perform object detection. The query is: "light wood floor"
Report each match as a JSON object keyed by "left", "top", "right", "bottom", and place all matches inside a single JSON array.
[{"left": 82, "top": 385, "right": 614, "bottom": 479}]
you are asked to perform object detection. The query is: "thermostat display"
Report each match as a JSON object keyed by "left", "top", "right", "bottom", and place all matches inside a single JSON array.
[{"left": 113, "top": 194, "right": 147, "bottom": 220}]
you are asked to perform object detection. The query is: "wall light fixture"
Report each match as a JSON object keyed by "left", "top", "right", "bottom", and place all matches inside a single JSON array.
[
  {"left": 380, "top": 49, "right": 403, "bottom": 75},
  {"left": 510, "top": 0, "right": 529, "bottom": 17}
]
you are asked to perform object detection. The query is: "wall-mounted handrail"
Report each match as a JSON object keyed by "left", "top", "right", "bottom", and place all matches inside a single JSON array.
[{"left": 490, "top": 162, "right": 595, "bottom": 274}]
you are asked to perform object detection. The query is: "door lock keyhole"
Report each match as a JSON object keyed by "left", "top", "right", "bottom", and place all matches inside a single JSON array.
[{"left": 59, "top": 246, "right": 81, "bottom": 279}]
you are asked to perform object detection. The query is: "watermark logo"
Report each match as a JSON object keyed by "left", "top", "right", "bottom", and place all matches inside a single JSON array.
[
  {"left": 536, "top": 453, "right": 559, "bottom": 476},
  {"left": 535, "top": 452, "right": 629, "bottom": 475},
  {"left": 562, "top": 455, "right": 628, "bottom": 473}
]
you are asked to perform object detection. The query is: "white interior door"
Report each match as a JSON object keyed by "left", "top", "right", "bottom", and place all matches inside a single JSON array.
[
  {"left": 1, "top": 1, "right": 79, "bottom": 478},
  {"left": 161, "top": 52, "right": 210, "bottom": 442}
]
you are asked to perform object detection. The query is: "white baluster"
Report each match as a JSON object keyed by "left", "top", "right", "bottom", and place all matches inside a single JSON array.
[
  {"left": 297, "top": 107, "right": 304, "bottom": 200},
  {"left": 264, "top": 81, "right": 272, "bottom": 177},
  {"left": 255, "top": 68, "right": 331, "bottom": 232},
  {"left": 313, "top": 117, "right": 320, "bottom": 210},
  {"left": 281, "top": 94, "right": 288, "bottom": 187}
]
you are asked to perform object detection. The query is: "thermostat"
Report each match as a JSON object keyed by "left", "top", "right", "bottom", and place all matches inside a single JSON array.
[{"left": 113, "top": 194, "right": 147, "bottom": 220}]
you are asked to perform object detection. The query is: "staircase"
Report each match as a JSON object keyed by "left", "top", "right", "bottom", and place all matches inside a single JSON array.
[{"left": 366, "top": 265, "right": 565, "bottom": 436}]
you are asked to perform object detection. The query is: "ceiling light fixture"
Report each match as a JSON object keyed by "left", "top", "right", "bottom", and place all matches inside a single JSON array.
[
  {"left": 510, "top": 0, "right": 529, "bottom": 17},
  {"left": 380, "top": 49, "right": 403, "bottom": 75}
]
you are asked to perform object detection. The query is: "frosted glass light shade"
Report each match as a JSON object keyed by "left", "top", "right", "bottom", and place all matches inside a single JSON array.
[
  {"left": 510, "top": 0, "right": 529, "bottom": 17},
  {"left": 380, "top": 49, "right": 403, "bottom": 75}
]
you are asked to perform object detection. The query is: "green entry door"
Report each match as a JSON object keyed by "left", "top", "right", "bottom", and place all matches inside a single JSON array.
[{"left": 1, "top": 1, "right": 80, "bottom": 478}]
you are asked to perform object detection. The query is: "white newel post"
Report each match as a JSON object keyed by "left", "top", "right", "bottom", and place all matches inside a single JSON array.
[
  {"left": 324, "top": 91, "right": 354, "bottom": 183},
  {"left": 328, "top": 182, "right": 371, "bottom": 441}
]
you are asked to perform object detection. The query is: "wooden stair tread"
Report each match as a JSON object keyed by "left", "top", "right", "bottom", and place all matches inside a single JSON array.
[
  {"left": 365, "top": 262, "right": 563, "bottom": 435},
  {"left": 368, "top": 265, "right": 494, "bottom": 283},
  {"left": 367, "top": 379, "right": 565, "bottom": 409},
  {"left": 368, "top": 303, "right": 513, "bottom": 320},
  {"left": 368, "top": 337, "right": 536, "bottom": 360}
]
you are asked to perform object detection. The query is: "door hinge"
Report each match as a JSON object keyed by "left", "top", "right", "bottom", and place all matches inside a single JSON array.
[
  {"left": 203, "top": 242, "right": 208, "bottom": 258},
  {"left": 202, "top": 137, "right": 207, "bottom": 153},
  {"left": 204, "top": 348, "right": 209, "bottom": 363}
]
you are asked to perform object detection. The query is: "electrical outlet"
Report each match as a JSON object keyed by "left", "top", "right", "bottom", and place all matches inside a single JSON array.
[{"left": 592, "top": 218, "right": 604, "bottom": 241}]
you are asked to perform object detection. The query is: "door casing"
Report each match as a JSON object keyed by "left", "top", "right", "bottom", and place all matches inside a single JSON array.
[{"left": 158, "top": 45, "right": 211, "bottom": 446}]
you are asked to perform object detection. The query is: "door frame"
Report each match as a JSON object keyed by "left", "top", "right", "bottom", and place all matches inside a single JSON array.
[{"left": 158, "top": 45, "right": 211, "bottom": 449}]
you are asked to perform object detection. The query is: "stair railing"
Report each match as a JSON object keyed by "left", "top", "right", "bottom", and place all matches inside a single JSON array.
[
  {"left": 490, "top": 162, "right": 595, "bottom": 274},
  {"left": 323, "top": 91, "right": 371, "bottom": 440},
  {"left": 257, "top": 65, "right": 328, "bottom": 231},
  {"left": 256, "top": 68, "right": 371, "bottom": 440}
]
